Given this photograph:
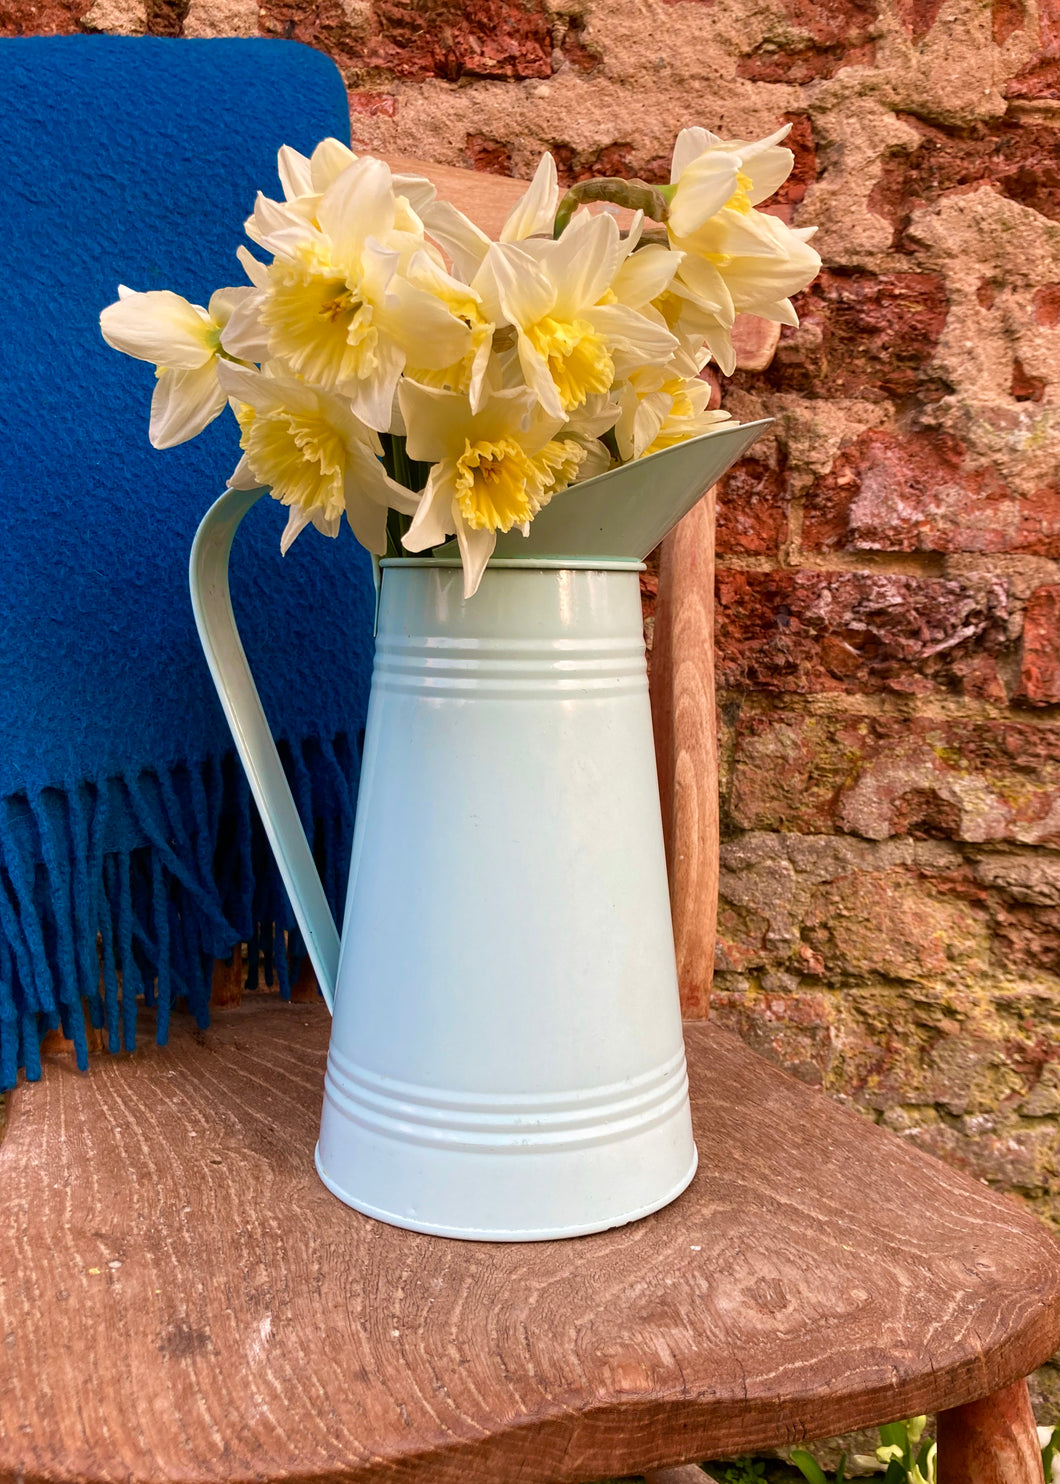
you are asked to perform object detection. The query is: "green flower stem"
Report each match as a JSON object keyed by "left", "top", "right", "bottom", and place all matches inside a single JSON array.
[{"left": 552, "top": 176, "right": 673, "bottom": 238}]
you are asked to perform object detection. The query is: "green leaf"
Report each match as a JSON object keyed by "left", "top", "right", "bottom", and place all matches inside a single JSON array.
[
  {"left": 788, "top": 1449, "right": 830, "bottom": 1484},
  {"left": 879, "top": 1422, "right": 908, "bottom": 1453}
]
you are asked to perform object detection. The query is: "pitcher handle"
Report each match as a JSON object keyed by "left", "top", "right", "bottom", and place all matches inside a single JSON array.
[{"left": 189, "top": 487, "right": 340, "bottom": 1012}]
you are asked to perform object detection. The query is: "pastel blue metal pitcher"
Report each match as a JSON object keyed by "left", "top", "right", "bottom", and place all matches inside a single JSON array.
[{"left": 189, "top": 419, "right": 769, "bottom": 1240}]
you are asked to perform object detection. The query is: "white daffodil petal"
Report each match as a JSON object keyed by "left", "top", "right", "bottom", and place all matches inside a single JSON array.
[
  {"left": 571, "top": 437, "right": 611, "bottom": 481},
  {"left": 216, "top": 358, "right": 293, "bottom": 415},
  {"left": 227, "top": 451, "right": 261, "bottom": 490},
  {"left": 309, "top": 137, "right": 359, "bottom": 193},
  {"left": 148, "top": 361, "right": 227, "bottom": 448},
  {"left": 674, "top": 255, "right": 736, "bottom": 321},
  {"left": 245, "top": 191, "right": 320, "bottom": 254},
  {"left": 743, "top": 146, "right": 795, "bottom": 204},
  {"left": 671, "top": 126, "right": 718, "bottom": 181},
  {"left": 748, "top": 297, "right": 800, "bottom": 327},
  {"left": 380, "top": 273, "right": 473, "bottom": 368},
  {"left": 318, "top": 156, "right": 397, "bottom": 263},
  {"left": 586, "top": 302, "right": 678, "bottom": 367},
  {"left": 207, "top": 285, "right": 254, "bottom": 327},
  {"left": 280, "top": 503, "right": 315, "bottom": 554},
  {"left": 403, "top": 466, "right": 458, "bottom": 551},
  {"left": 487, "top": 243, "right": 556, "bottom": 328},
  {"left": 516, "top": 335, "right": 566, "bottom": 420},
  {"left": 668, "top": 151, "right": 742, "bottom": 238},
  {"left": 455, "top": 519, "right": 496, "bottom": 599},
  {"left": 277, "top": 145, "right": 313, "bottom": 202},
  {"left": 219, "top": 290, "right": 269, "bottom": 361},
  {"left": 611, "top": 244, "right": 683, "bottom": 308},
  {"left": 101, "top": 289, "right": 214, "bottom": 369},
  {"left": 703, "top": 321, "right": 736, "bottom": 376},
  {"left": 398, "top": 381, "right": 470, "bottom": 463},
  {"left": 342, "top": 467, "right": 390, "bottom": 555},
  {"left": 544, "top": 212, "right": 622, "bottom": 320},
  {"left": 392, "top": 171, "right": 437, "bottom": 215},
  {"left": 421, "top": 197, "right": 492, "bottom": 281},
  {"left": 345, "top": 336, "right": 406, "bottom": 433},
  {"left": 236, "top": 244, "right": 270, "bottom": 289},
  {"left": 500, "top": 152, "right": 559, "bottom": 242},
  {"left": 350, "top": 439, "right": 420, "bottom": 517}
]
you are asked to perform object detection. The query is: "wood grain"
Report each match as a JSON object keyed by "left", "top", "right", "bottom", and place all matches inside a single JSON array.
[
  {"left": 643, "top": 1467, "right": 715, "bottom": 1482},
  {"left": 937, "top": 1379, "right": 1045, "bottom": 1484},
  {"left": 4, "top": 999, "right": 1058, "bottom": 1484},
  {"left": 650, "top": 490, "right": 719, "bottom": 1017}
]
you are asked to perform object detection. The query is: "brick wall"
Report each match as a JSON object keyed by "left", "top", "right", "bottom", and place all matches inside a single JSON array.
[{"left": 5, "top": 0, "right": 1059, "bottom": 1405}]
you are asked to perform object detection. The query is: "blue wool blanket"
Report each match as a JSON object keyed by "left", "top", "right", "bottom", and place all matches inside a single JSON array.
[{"left": 0, "top": 37, "right": 375, "bottom": 1087}]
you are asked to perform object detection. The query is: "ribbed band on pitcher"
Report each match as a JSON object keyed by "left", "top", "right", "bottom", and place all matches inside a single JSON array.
[
  {"left": 372, "top": 635, "right": 648, "bottom": 699},
  {"left": 322, "top": 1044, "right": 690, "bottom": 1155}
]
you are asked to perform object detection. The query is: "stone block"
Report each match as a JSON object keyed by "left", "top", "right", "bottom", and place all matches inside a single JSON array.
[
  {"left": 734, "top": 0, "right": 878, "bottom": 82},
  {"left": 746, "top": 269, "right": 949, "bottom": 403},
  {"left": 715, "top": 568, "right": 1010, "bottom": 698},
  {"left": 1019, "top": 584, "right": 1060, "bottom": 704},
  {"left": 727, "top": 706, "right": 1060, "bottom": 847},
  {"left": 715, "top": 451, "right": 788, "bottom": 557},
  {"left": 801, "top": 429, "right": 1060, "bottom": 558},
  {"left": 357, "top": 0, "right": 553, "bottom": 82},
  {"left": 868, "top": 117, "right": 1060, "bottom": 247}
]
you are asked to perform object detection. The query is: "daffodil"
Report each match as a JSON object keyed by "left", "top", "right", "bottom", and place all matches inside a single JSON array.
[
  {"left": 418, "top": 151, "right": 558, "bottom": 284},
  {"left": 247, "top": 137, "right": 437, "bottom": 244},
  {"left": 401, "top": 253, "right": 494, "bottom": 405},
  {"left": 100, "top": 284, "right": 252, "bottom": 448},
  {"left": 660, "top": 124, "right": 821, "bottom": 374},
  {"left": 398, "top": 381, "right": 564, "bottom": 597},
  {"left": 217, "top": 361, "right": 415, "bottom": 555},
  {"left": 223, "top": 155, "right": 473, "bottom": 432},
  {"left": 615, "top": 355, "right": 731, "bottom": 461},
  {"left": 483, "top": 209, "right": 678, "bottom": 422}
]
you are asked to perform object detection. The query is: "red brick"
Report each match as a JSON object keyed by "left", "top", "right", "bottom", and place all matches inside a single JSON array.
[
  {"left": 557, "top": 13, "right": 600, "bottom": 74},
  {"left": 894, "top": 0, "right": 944, "bottom": 41},
  {"left": 350, "top": 91, "right": 396, "bottom": 116},
  {"left": 715, "top": 452, "right": 788, "bottom": 557},
  {"left": 801, "top": 429, "right": 1060, "bottom": 558},
  {"left": 1019, "top": 585, "right": 1060, "bottom": 705},
  {"left": 992, "top": 0, "right": 1027, "bottom": 45},
  {"left": 710, "top": 988, "right": 836, "bottom": 1086},
  {"left": 0, "top": 0, "right": 90, "bottom": 29},
  {"left": 1012, "top": 356, "right": 1047, "bottom": 402},
  {"left": 1034, "top": 284, "right": 1060, "bottom": 328},
  {"left": 463, "top": 133, "right": 511, "bottom": 173},
  {"left": 1007, "top": 55, "right": 1060, "bottom": 99},
  {"left": 736, "top": 0, "right": 878, "bottom": 81},
  {"left": 1040, "top": 0, "right": 1060, "bottom": 52},
  {"left": 772, "top": 114, "right": 817, "bottom": 212},
  {"left": 715, "top": 568, "right": 1009, "bottom": 697},
  {"left": 258, "top": 0, "right": 370, "bottom": 71},
  {"left": 362, "top": 0, "right": 552, "bottom": 81},
  {"left": 738, "top": 269, "right": 949, "bottom": 403},
  {"left": 868, "top": 117, "right": 1060, "bottom": 242},
  {"left": 727, "top": 707, "right": 1060, "bottom": 846},
  {"left": 977, "top": 278, "right": 999, "bottom": 309}
]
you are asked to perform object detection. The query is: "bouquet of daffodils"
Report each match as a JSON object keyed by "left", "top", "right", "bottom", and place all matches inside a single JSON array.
[{"left": 101, "top": 127, "right": 818, "bottom": 597}]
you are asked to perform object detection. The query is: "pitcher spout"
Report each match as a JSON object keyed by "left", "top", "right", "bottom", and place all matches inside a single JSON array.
[{"left": 492, "top": 418, "right": 773, "bottom": 563}]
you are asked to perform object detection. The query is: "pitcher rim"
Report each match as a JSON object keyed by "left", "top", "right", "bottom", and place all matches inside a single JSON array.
[{"left": 378, "top": 558, "right": 647, "bottom": 572}]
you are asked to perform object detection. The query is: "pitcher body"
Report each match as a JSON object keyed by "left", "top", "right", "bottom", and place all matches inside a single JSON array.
[{"left": 315, "top": 558, "right": 697, "bottom": 1240}]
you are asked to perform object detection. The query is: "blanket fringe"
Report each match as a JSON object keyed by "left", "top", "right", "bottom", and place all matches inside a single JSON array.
[{"left": 0, "top": 732, "right": 360, "bottom": 1089}]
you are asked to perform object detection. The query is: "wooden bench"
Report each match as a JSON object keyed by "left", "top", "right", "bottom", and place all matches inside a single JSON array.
[
  {"left": 3, "top": 998, "right": 1058, "bottom": 1483},
  {"left": 3, "top": 160, "right": 1058, "bottom": 1484}
]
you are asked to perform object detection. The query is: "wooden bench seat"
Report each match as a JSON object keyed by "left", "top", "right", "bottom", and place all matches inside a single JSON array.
[{"left": 3, "top": 996, "right": 1058, "bottom": 1483}]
